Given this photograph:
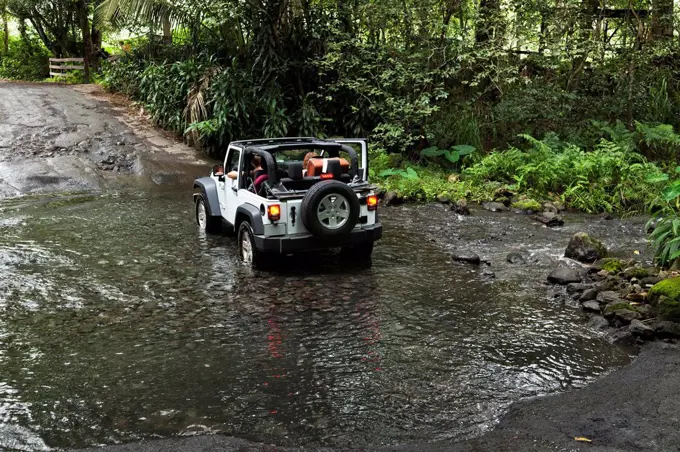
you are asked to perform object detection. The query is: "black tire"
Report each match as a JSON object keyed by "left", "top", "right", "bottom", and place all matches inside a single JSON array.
[
  {"left": 341, "top": 242, "right": 374, "bottom": 261},
  {"left": 238, "top": 221, "right": 273, "bottom": 270},
  {"left": 301, "top": 180, "right": 360, "bottom": 238},
  {"left": 195, "top": 194, "right": 222, "bottom": 234}
]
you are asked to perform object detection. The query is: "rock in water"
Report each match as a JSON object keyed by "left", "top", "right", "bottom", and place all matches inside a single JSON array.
[
  {"left": 547, "top": 266, "right": 581, "bottom": 285},
  {"left": 383, "top": 191, "right": 403, "bottom": 207},
  {"left": 533, "top": 212, "right": 564, "bottom": 227},
  {"left": 564, "top": 232, "right": 607, "bottom": 263},
  {"left": 543, "top": 202, "right": 559, "bottom": 214},
  {"left": 482, "top": 202, "right": 508, "bottom": 212},
  {"left": 450, "top": 199, "right": 470, "bottom": 215},
  {"left": 436, "top": 194, "right": 450, "bottom": 204},
  {"left": 580, "top": 288, "right": 598, "bottom": 302},
  {"left": 451, "top": 250, "right": 481, "bottom": 265},
  {"left": 630, "top": 319, "right": 654, "bottom": 338},
  {"left": 582, "top": 300, "right": 601, "bottom": 312},
  {"left": 506, "top": 253, "right": 527, "bottom": 264}
]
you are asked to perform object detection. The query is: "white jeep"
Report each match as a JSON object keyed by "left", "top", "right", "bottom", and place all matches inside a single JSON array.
[{"left": 193, "top": 138, "right": 382, "bottom": 269}]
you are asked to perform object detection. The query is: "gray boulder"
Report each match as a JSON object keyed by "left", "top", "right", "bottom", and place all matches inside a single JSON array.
[
  {"left": 580, "top": 288, "right": 598, "bottom": 302},
  {"left": 566, "top": 283, "right": 589, "bottom": 295},
  {"left": 533, "top": 212, "right": 564, "bottom": 227},
  {"left": 482, "top": 202, "right": 508, "bottom": 212},
  {"left": 547, "top": 266, "right": 581, "bottom": 285},
  {"left": 383, "top": 191, "right": 404, "bottom": 206},
  {"left": 506, "top": 253, "right": 527, "bottom": 264},
  {"left": 451, "top": 251, "right": 481, "bottom": 265},
  {"left": 596, "top": 291, "right": 621, "bottom": 305},
  {"left": 582, "top": 301, "right": 601, "bottom": 312},
  {"left": 450, "top": 199, "right": 471, "bottom": 216},
  {"left": 564, "top": 232, "right": 607, "bottom": 263}
]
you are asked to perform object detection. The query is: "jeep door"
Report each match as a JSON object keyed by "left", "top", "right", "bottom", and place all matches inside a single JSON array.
[{"left": 222, "top": 145, "right": 242, "bottom": 224}]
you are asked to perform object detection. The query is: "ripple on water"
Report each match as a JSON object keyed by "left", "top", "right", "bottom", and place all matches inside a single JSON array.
[{"left": 0, "top": 193, "right": 635, "bottom": 449}]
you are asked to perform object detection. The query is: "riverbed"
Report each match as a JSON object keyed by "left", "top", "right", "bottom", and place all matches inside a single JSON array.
[{"left": 0, "top": 190, "right": 646, "bottom": 451}]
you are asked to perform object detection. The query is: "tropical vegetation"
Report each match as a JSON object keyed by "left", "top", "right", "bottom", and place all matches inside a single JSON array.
[{"left": 2, "top": 0, "right": 680, "bottom": 265}]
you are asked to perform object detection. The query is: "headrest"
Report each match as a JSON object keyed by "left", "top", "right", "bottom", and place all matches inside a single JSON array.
[
  {"left": 287, "top": 162, "right": 303, "bottom": 180},
  {"left": 325, "top": 159, "right": 342, "bottom": 178}
]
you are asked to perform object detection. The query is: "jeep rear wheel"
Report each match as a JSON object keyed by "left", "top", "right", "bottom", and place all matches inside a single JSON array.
[
  {"left": 301, "top": 180, "right": 360, "bottom": 237},
  {"left": 238, "top": 221, "right": 272, "bottom": 270},
  {"left": 195, "top": 194, "right": 222, "bottom": 234}
]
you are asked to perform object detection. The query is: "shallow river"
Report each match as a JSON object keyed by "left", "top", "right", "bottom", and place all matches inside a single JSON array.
[{"left": 0, "top": 190, "right": 646, "bottom": 450}]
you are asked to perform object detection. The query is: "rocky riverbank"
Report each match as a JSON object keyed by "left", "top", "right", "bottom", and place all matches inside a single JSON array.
[{"left": 546, "top": 230, "right": 680, "bottom": 345}]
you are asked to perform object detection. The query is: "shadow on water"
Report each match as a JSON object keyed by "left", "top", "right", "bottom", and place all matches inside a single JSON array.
[{"left": 0, "top": 191, "right": 637, "bottom": 450}]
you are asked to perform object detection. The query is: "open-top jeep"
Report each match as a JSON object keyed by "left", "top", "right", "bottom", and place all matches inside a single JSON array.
[{"left": 193, "top": 138, "right": 382, "bottom": 269}]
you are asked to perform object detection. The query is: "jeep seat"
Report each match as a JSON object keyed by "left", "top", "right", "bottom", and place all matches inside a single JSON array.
[{"left": 307, "top": 157, "right": 350, "bottom": 177}]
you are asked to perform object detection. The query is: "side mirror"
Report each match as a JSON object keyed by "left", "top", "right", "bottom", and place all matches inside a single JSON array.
[{"left": 218, "top": 175, "right": 226, "bottom": 182}]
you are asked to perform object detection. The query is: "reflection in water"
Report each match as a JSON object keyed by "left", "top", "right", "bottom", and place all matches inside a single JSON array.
[{"left": 0, "top": 191, "right": 635, "bottom": 449}]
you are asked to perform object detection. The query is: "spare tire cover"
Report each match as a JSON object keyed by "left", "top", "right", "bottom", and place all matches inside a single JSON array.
[{"left": 301, "top": 180, "right": 360, "bottom": 237}]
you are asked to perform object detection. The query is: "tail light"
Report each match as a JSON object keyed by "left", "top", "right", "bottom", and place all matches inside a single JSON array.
[
  {"left": 268, "top": 204, "right": 281, "bottom": 221},
  {"left": 366, "top": 195, "right": 378, "bottom": 211},
  {"left": 320, "top": 173, "right": 334, "bottom": 180}
]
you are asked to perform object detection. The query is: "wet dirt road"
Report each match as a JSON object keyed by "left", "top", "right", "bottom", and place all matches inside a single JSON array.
[
  {"left": 0, "top": 82, "right": 208, "bottom": 198},
  {"left": 0, "top": 83, "right": 654, "bottom": 451}
]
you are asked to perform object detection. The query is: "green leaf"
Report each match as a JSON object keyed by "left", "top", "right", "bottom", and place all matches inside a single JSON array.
[
  {"left": 673, "top": 218, "right": 680, "bottom": 236},
  {"left": 646, "top": 173, "right": 669, "bottom": 183},
  {"left": 670, "top": 249, "right": 680, "bottom": 261},
  {"left": 405, "top": 167, "right": 419, "bottom": 180},
  {"left": 444, "top": 150, "right": 460, "bottom": 163},
  {"left": 379, "top": 169, "right": 399, "bottom": 177},
  {"left": 663, "top": 182, "right": 680, "bottom": 201},
  {"left": 675, "top": 166, "right": 680, "bottom": 174},
  {"left": 421, "top": 146, "right": 446, "bottom": 157},
  {"left": 452, "top": 145, "right": 476, "bottom": 156}
]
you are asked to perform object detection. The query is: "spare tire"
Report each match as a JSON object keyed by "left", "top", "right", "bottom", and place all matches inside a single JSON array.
[{"left": 301, "top": 180, "right": 360, "bottom": 237}]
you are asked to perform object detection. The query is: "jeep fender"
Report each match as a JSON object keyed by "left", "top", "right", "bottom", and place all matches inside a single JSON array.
[
  {"left": 193, "top": 177, "right": 221, "bottom": 217},
  {"left": 235, "top": 204, "right": 265, "bottom": 235}
]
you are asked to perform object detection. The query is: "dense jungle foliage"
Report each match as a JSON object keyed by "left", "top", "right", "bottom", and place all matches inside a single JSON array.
[{"left": 2, "top": 0, "right": 680, "bottom": 265}]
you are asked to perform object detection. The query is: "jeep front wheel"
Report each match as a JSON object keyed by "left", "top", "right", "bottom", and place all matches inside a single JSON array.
[
  {"left": 195, "top": 194, "right": 222, "bottom": 234},
  {"left": 301, "top": 180, "right": 360, "bottom": 237}
]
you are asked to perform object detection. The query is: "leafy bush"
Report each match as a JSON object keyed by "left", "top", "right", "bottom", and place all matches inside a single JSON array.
[
  {"left": 463, "top": 134, "right": 664, "bottom": 212},
  {"left": 0, "top": 35, "right": 50, "bottom": 81},
  {"left": 646, "top": 167, "right": 680, "bottom": 267}
]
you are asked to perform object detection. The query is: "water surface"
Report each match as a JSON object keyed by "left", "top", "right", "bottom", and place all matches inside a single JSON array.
[{"left": 0, "top": 192, "right": 638, "bottom": 450}]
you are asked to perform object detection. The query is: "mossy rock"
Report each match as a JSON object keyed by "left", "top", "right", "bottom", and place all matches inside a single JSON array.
[
  {"left": 598, "top": 258, "right": 624, "bottom": 274},
  {"left": 512, "top": 198, "right": 542, "bottom": 212},
  {"left": 565, "top": 232, "right": 607, "bottom": 263},
  {"left": 648, "top": 277, "right": 680, "bottom": 307},
  {"left": 623, "top": 266, "right": 656, "bottom": 279},
  {"left": 658, "top": 296, "right": 680, "bottom": 323},
  {"left": 603, "top": 302, "right": 638, "bottom": 315}
]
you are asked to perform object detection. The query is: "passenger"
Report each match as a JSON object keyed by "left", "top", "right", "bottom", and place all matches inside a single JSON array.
[
  {"left": 251, "top": 155, "right": 267, "bottom": 179},
  {"left": 302, "top": 152, "right": 319, "bottom": 176}
]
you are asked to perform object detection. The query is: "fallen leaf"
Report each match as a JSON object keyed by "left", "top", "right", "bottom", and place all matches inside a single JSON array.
[
  {"left": 633, "top": 250, "right": 640, "bottom": 255},
  {"left": 574, "top": 436, "right": 592, "bottom": 443}
]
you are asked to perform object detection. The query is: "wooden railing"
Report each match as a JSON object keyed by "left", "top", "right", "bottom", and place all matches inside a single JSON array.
[{"left": 49, "top": 58, "right": 85, "bottom": 78}]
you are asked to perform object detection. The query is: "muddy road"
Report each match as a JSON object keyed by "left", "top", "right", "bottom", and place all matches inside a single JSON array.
[
  {"left": 0, "top": 82, "right": 208, "bottom": 198},
  {"left": 0, "top": 83, "right": 659, "bottom": 451}
]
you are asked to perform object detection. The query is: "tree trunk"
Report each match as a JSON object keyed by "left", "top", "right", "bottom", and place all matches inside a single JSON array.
[
  {"left": 651, "top": 0, "right": 673, "bottom": 41},
  {"left": 1, "top": 1, "right": 8, "bottom": 56},
  {"left": 567, "top": 0, "right": 600, "bottom": 91},
  {"left": 162, "top": 15, "right": 172, "bottom": 44},
  {"left": 75, "top": 0, "right": 93, "bottom": 82},
  {"left": 476, "top": 0, "right": 502, "bottom": 44}
]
